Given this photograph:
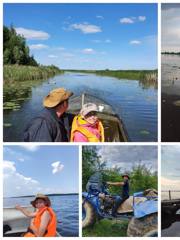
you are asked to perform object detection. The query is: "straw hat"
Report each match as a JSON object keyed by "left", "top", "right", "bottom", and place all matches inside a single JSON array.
[
  {"left": 43, "top": 88, "right": 73, "bottom": 108},
  {"left": 31, "top": 194, "right": 51, "bottom": 207},
  {"left": 80, "top": 103, "right": 98, "bottom": 117}
]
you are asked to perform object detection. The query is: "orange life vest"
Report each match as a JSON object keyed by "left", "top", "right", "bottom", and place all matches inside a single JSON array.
[
  {"left": 24, "top": 207, "right": 56, "bottom": 237},
  {"left": 70, "top": 115, "right": 104, "bottom": 142}
]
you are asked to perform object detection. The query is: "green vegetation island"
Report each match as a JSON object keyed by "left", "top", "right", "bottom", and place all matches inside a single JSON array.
[{"left": 67, "top": 69, "right": 157, "bottom": 86}]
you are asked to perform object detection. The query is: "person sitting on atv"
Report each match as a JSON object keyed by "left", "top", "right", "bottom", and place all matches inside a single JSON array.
[{"left": 107, "top": 174, "right": 130, "bottom": 217}]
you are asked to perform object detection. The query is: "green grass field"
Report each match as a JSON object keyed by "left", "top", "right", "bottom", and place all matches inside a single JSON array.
[{"left": 82, "top": 219, "right": 129, "bottom": 237}]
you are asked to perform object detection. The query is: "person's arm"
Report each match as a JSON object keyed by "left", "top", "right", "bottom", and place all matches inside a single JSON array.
[
  {"left": 106, "top": 181, "right": 124, "bottom": 186},
  {"left": 15, "top": 205, "right": 37, "bottom": 218},
  {"left": 30, "top": 210, "right": 51, "bottom": 237}
]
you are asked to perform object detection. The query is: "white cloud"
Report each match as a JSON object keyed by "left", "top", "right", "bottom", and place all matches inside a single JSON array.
[
  {"left": 48, "top": 55, "right": 58, "bottom": 58},
  {"left": 82, "top": 48, "right": 95, "bottom": 54},
  {"left": 161, "top": 177, "right": 180, "bottom": 190},
  {"left": 105, "top": 39, "right": 111, "bottom": 43},
  {"left": 3, "top": 161, "right": 40, "bottom": 197},
  {"left": 15, "top": 27, "right": 50, "bottom": 40},
  {"left": 92, "top": 39, "right": 102, "bottom": 43},
  {"left": 29, "top": 44, "right": 49, "bottom": 50},
  {"left": 96, "top": 15, "right": 104, "bottom": 19},
  {"left": 62, "top": 52, "right": 75, "bottom": 58},
  {"left": 20, "top": 146, "right": 40, "bottom": 152},
  {"left": 120, "top": 18, "right": 134, "bottom": 24},
  {"left": 98, "top": 146, "right": 157, "bottom": 172},
  {"left": 120, "top": 16, "right": 146, "bottom": 24},
  {"left": 71, "top": 23, "right": 102, "bottom": 34},
  {"left": 130, "top": 40, "right": 142, "bottom": 45},
  {"left": 162, "top": 7, "right": 180, "bottom": 51},
  {"left": 92, "top": 39, "right": 111, "bottom": 44},
  {"left": 57, "top": 47, "right": 65, "bottom": 51},
  {"left": 139, "top": 16, "right": 146, "bottom": 22},
  {"left": 4, "top": 147, "right": 29, "bottom": 162},
  {"left": 51, "top": 161, "right": 64, "bottom": 174}
]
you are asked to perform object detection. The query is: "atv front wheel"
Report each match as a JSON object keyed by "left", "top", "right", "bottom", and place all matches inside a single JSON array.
[
  {"left": 127, "top": 213, "right": 157, "bottom": 237},
  {"left": 82, "top": 197, "right": 96, "bottom": 228}
]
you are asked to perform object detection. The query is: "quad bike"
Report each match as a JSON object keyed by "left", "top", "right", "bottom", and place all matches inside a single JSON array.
[{"left": 82, "top": 172, "right": 158, "bottom": 237}]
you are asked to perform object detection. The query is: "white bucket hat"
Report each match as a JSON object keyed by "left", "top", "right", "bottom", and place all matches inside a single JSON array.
[{"left": 80, "top": 103, "right": 98, "bottom": 117}]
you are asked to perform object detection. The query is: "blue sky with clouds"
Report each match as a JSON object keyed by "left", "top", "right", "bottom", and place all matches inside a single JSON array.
[
  {"left": 97, "top": 145, "right": 157, "bottom": 172},
  {"left": 161, "top": 145, "right": 180, "bottom": 191},
  {"left": 162, "top": 4, "right": 180, "bottom": 52},
  {"left": 4, "top": 3, "right": 157, "bottom": 70},
  {"left": 3, "top": 145, "right": 79, "bottom": 197}
]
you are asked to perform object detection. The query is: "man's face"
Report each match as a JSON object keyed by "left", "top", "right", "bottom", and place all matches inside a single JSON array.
[{"left": 63, "top": 100, "right": 69, "bottom": 111}]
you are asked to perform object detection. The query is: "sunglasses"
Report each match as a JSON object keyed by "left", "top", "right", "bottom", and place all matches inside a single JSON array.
[{"left": 86, "top": 111, "right": 97, "bottom": 117}]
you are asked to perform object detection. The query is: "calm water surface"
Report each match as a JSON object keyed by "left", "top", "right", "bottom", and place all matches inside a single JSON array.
[
  {"left": 162, "top": 54, "right": 180, "bottom": 141},
  {"left": 4, "top": 194, "right": 79, "bottom": 237},
  {"left": 4, "top": 72, "right": 157, "bottom": 142}
]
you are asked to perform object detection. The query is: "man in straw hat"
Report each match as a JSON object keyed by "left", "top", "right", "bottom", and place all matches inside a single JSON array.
[
  {"left": 15, "top": 193, "right": 57, "bottom": 237},
  {"left": 24, "top": 88, "right": 73, "bottom": 142},
  {"left": 107, "top": 173, "right": 130, "bottom": 217}
]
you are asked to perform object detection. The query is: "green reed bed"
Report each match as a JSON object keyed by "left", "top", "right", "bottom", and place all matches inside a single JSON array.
[
  {"left": 4, "top": 64, "right": 63, "bottom": 82},
  {"left": 67, "top": 69, "right": 157, "bottom": 86}
]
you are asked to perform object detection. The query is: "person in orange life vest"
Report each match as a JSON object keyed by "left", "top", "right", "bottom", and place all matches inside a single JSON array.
[
  {"left": 15, "top": 194, "right": 57, "bottom": 237},
  {"left": 70, "top": 103, "right": 104, "bottom": 142}
]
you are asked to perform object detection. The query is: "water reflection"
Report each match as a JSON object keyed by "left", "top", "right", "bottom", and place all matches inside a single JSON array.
[
  {"left": 3, "top": 72, "right": 157, "bottom": 142},
  {"left": 162, "top": 54, "right": 180, "bottom": 141}
]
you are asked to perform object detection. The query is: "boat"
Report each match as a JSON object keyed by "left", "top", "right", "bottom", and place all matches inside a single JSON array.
[
  {"left": 68, "top": 93, "right": 129, "bottom": 142},
  {"left": 3, "top": 206, "right": 61, "bottom": 237}
]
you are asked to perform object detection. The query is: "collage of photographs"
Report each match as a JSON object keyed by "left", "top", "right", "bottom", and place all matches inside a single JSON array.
[{"left": 1, "top": 1, "right": 180, "bottom": 238}]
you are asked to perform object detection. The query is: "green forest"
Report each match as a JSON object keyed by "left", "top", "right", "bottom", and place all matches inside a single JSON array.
[
  {"left": 3, "top": 25, "right": 38, "bottom": 66},
  {"left": 82, "top": 146, "right": 157, "bottom": 195},
  {"left": 3, "top": 25, "right": 62, "bottom": 82}
]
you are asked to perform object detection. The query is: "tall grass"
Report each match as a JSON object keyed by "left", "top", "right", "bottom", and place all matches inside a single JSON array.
[
  {"left": 4, "top": 65, "right": 63, "bottom": 82},
  {"left": 66, "top": 69, "right": 158, "bottom": 86}
]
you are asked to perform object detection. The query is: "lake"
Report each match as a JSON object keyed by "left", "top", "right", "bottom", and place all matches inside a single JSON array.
[
  {"left": 4, "top": 72, "right": 157, "bottom": 142},
  {"left": 162, "top": 54, "right": 180, "bottom": 141},
  {"left": 3, "top": 194, "right": 79, "bottom": 237}
]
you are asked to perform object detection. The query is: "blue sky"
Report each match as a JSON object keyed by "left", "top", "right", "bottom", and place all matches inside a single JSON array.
[
  {"left": 161, "top": 145, "right": 180, "bottom": 191},
  {"left": 3, "top": 145, "right": 79, "bottom": 197},
  {"left": 4, "top": 3, "right": 157, "bottom": 70}
]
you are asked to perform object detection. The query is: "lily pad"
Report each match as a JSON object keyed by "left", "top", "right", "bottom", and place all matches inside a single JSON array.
[
  {"left": 173, "top": 100, "right": 180, "bottom": 106},
  {"left": 140, "top": 130, "right": 150, "bottom": 135},
  {"left": 4, "top": 123, "right": 12, "bottom": 127}
]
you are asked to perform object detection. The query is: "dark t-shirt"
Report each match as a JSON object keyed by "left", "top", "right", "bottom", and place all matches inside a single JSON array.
[{"left": 122, "top": 179, "right": 129, "bottom": 198}]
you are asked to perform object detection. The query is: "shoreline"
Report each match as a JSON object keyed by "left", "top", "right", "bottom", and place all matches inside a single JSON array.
[{"left": 3, "top": 64, "right": 63, "bottom": 82}]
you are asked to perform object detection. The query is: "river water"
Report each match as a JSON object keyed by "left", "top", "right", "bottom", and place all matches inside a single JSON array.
[
  {"left": 162, "top": 54, "right": 180, "bottom": 141},
  {"left": 4, "top": 194, "right": 79, "bottom": 237},
  {"left": 4, "top": 72, "right": 157, "bottom": 142}
]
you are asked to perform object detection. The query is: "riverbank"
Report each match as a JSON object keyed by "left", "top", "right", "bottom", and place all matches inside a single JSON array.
[
  {"left": 4, "top": 64, "right": 63, "bottom": 82},
  {"left": 67, "top": 69, "right": 157, "bottom": 87}
]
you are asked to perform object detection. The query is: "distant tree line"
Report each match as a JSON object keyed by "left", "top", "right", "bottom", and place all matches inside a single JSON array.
[
  {"left": 161, "top": 51, "right": 180, "bottom": 55},
  {"left": 82, "top": 146, "right": 157, "bottom": 194},
  {"left": 3, "top": 25, "right": 38, "bottom": 66}
]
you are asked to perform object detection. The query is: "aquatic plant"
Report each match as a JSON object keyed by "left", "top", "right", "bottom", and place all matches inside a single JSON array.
[
  {"left": 4, "top": 64, "right": 63, "bottom": 82},
  {"left": 66, "top": 69, "right": 158, "bottom": 88}
]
